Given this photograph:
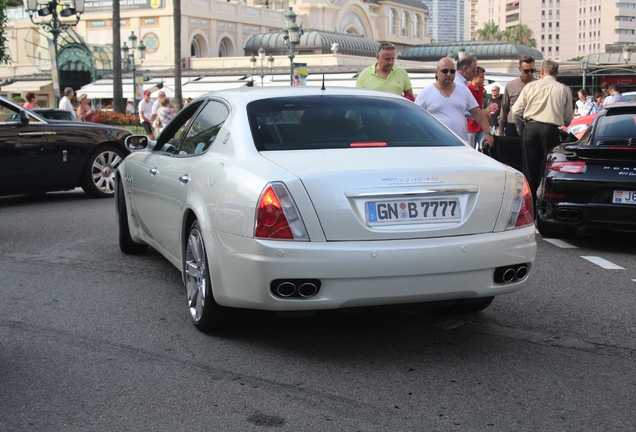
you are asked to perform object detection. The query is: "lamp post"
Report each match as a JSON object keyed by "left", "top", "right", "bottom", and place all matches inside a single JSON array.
[
  {"left": 581, "top": 60, "right": 587, "bottom": 89},
  {"left": 250, "top": 48, "right": 275, "bottom": 86},
  {"left": 283, "top": 7, "right": 300, "bottom": 86},
  {"left": 121, "top": 31, "right": 146, "bottom": 113},
  {"left": 23, "top": 0, "right": 85, "bottom": 105},
  {"left": 623, "top": 44, "right": 632, "bottom": 66}
]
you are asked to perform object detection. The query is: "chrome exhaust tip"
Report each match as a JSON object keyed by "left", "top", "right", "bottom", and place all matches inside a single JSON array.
[
  {"left": 502, "top": 268, "right": 516, "bottom": 283},
  {"left": 298, "top": 283, "right": 318, "bottom": 298},
  {"left": 276, "top": 282, "right": 296, "bottom": 297},
  {"left": 515, "top": 265, "right": 528, "bottom": 280}
]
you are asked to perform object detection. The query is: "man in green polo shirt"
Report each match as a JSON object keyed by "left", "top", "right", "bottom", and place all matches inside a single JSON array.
[{"left": 356, "top": 43, "right": 414, "bottom": 100}]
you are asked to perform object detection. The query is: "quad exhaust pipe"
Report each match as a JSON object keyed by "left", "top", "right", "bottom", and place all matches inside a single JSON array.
[
  {"left": 494, "top": 264, "right": 529, "bottom": 283},
  {"left": 271, "top": 279, "right": 321, "bottom": 298}
]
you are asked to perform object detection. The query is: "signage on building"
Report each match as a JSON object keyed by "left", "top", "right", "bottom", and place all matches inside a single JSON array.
[
  {"left": 601, "top": 77, "right": 636, "bottom": 86},
  {"left": 84, "top": 0, "right": 164, "bottom": 12}
]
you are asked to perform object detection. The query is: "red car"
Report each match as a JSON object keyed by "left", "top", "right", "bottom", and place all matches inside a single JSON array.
[{"left": 564, "top": 113, "right": 596, "bottom": 139}]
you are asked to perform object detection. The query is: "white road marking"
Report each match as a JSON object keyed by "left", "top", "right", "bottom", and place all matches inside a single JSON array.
[
  {"left": 542, "top": 238, "right": 578, "bottom": 248},
  {"left": 581, "top": 256, "right": 625, "bottom": 270},
  {"left": 632, "top": 279, "right": 636, "bottom": 283}
]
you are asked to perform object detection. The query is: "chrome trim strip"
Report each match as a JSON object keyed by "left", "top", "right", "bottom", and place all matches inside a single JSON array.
[{"left": 345, "top": 186, "right": 479, "bottom": 198}]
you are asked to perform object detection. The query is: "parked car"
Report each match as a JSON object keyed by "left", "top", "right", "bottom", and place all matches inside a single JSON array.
[
  {"left": 32, "top": 108, "right": 77, "bottom": 122},
  {"left": 565, "top": 113, "right": 596, "bottom": 139},
  {"left": 116, "top": 87, "right": 536, "bottom": 332},
  {"left": 0, "top": 96, "right": 132, "bottom": 198},
  {"left": 536, "top": 103, "right": 636, "bottom": 238}
]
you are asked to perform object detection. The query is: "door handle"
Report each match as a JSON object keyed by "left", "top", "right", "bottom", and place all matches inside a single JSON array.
[
  {"left": 179, "top": 175, "right": 191, "bottom": 184},
  {"left": 149, "top": 168, "right": 158, "bottom": 175}
]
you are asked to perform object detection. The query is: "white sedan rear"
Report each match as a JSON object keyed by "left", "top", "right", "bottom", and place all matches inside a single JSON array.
[{"left": 116, "top": 87, "right": 536, "bottom": 332}]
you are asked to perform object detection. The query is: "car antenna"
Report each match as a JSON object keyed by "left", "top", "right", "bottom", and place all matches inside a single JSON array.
[{"left": 321, "top": 74, "right": 326, "bottom": 91}]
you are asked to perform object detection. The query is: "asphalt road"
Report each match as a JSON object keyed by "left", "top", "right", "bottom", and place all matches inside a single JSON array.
[{"left": 1, "top": 190, "right": 635, "bottom": 431}]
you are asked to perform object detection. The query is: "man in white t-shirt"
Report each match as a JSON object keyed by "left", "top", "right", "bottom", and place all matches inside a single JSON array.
[
  {"left": 151, "top": 90, "right": 166, "bottom": 136},
  {"left": 138, "top": 90, "right": 155, "bottom": 139},
  {"left": 415, "top": 57, "right": 494, "bottom": 149},
  {"left": 59, "top": 87, "right": 77, "bottom": 120}
]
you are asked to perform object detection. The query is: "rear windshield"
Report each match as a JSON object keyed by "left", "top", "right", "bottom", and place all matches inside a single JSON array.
[
  {"left": 247, "top": 95, "right": 464, "bottom": 151},
  {"left": 595, "top": 113, "right": 636, "bottom": 140}
]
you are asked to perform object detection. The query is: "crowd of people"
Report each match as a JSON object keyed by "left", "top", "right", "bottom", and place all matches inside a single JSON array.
[{"left": 354, "top": 44, "right": 629, "bottom": 209}]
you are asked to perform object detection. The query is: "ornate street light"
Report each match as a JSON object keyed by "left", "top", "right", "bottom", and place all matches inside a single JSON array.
[
  {"left": 623, "top": 44, "right": 632, "bottom": 66},
  {"left": 283, "top": 7, "right": 301, "bottom": 86},
  {"left": 23, "top": 0, "right": 85, "bottom": 104},
  {"left": 250, "top": 47, "right": 275, "bottom": 86},
  {"left": 121, "top": 31, "right": 146, "bottom": 113}
]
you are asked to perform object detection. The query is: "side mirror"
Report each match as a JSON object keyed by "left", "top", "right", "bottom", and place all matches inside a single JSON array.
[
  {"left": 19, "top": 109, "right": 30, "bottom": 126},
  {"left": 125, "top": 134, "right": 150, "bottom": 151}
]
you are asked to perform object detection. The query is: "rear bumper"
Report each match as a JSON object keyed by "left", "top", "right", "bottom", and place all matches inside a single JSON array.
[
  {"left": 203, "top": 227, "right": 537, "bottom": 311},
  {"left": 538, "top": 199, "right": 636, "bottom": 231}
]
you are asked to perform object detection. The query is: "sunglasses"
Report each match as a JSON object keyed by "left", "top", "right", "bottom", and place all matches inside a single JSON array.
[
  {"left": 522, "top": 68, "right": 536, "bottom": 74},
  {"left": 440, "top": 69, "right": 456, "bottom": 75}
]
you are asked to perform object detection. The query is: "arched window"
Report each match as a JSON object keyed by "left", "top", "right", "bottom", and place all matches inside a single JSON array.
[
  {"left": 402, "top": 12, "right": 409, "bottom": 37},
  {"left": 219, "top": 40, "right": 228, "bottom": 57},
  {"left": 414, "top": 15, "right": 421, "bottom": 38},
  {"left": 191, "top": 38, "right": 200, "bottom": 58},
  {"left": 389, "top": 9, "right": 397, "bottom": 35}
]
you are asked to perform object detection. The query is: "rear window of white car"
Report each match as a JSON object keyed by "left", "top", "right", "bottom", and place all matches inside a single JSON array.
[{"left": 247, "top": 96, "right": 464, "bottom": 151}]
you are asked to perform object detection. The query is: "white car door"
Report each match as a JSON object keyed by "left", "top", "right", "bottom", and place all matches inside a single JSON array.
[{"left": 149, "top": 99, "right": 231, "bottom": 260}]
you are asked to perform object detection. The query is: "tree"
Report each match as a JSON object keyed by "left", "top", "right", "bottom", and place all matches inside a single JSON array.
[
  {"left": 508, "top": 24, "right": 536, "bottom": 48},
  {"left": 0, "top": 0, "right": 12, "bottom": 64},
  {"left": 173, "top": 0, "right": 182, "bottom": 109},
  {"left": 476, "top": 22, "right": 500, "bottom": 41},
  {"left": 112, "top": 1, "right": 125, "bottom": 113}
]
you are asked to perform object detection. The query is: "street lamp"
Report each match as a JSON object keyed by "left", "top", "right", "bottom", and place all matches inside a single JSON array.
[
  {"left": 250, "top": 48, "right": 275, "bottom": 86},
  {"left": 23, "top": 0, "right": 85, "bottom": 104},
  {"left": 283, "top": 7, "right": 301, "bottom": 86},
  {"left": 121, "top": 31, "right": 146, "bottom": 113},
  {"left": 623, "top": 44, "right": 632, "bottom": 66}
]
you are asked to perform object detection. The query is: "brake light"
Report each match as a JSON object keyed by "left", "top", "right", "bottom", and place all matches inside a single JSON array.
[
  {"left": 350, "top": 142, "right": 388, "bottom": 147},
  {"left": 506, "top": 173, "right": 534, "bottom": 229},
  {"left": 547, "top": 161, "right": 586, "bottom": 173},
  {"left": 255, "top": 182, "right": 309, "bottom": 241}
]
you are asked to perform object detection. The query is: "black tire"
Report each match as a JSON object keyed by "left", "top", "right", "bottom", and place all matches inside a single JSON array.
[
  {"left": 184, "top": 221, "right": 230, "bottom": 332},
  {"left": 116, "top": 177, "right": 148, "bottom": 254},
  {"left": 434, "top": 296, "right": 495, "bottom": 314},
  {"left": 537, "top": 216, "right": 577, "bottom": 239},
  {"left": 81, "top": 145, "right": 126, "bottom": 198}
]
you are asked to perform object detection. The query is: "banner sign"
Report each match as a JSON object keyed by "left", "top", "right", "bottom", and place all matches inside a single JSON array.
[
  {"left": 84, "top": 0, "right": 164, "bottom": 12},
  {"left": 293, "top": 63, "right": 307, "bottom": 86},
  {"left": 48, "top": 38, "right": 60, "bottom": 99}
]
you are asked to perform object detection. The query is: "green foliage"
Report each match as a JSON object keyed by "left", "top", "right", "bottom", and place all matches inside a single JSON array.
[
  {"left": 12, "top": 95, "right": 25, "bottom": 103},
  {"left": 0, "top": 0, "right": 12, "bottom": 64},
  {"left": 475, "top": 22, "right": 536, "bottom": 48}
]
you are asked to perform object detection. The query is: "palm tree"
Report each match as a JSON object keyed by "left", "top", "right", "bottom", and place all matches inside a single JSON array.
[
  {"left": 476, "top": 22, "right": 500, "bottom": 41},
  {"left": 509, "top": 24, "right": 537, "bottom": 48},
  {"left": 112, "top": 0, "right": 124, "bottom": 113},
  {"left": 173, "top": 0, "right": 183, "bottom": 109}
]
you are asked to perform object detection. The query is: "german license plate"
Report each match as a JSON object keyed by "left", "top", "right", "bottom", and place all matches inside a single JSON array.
[
  {"left": 366, "top": 199, "right": 461, "bottom": 224},
  {"left": 613, "top": 190, "right": 636, "bottom": 204}
]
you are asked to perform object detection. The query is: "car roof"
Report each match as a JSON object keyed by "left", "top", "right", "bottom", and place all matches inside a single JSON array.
[{"left": 193, "top": 86, "right": 404, "bottom": 104}]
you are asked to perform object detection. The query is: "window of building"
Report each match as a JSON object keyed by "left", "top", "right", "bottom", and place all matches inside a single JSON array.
[{"left": 389, "top": 9, "right": 397, "bottom": 35}]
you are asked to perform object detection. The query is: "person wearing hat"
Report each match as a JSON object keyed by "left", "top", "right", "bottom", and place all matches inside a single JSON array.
[
  {"left": 76, "top": 94, "right": 95, "bottom": 122},
  {"left": 59, "top": 87, "right": 77, "bottom": 120},
  {"left": 138, "top": 89, "right": 155, "bottom": 139}
]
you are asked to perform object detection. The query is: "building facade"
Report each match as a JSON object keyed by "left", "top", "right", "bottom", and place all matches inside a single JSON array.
[
  {"left": 421, "top": 0, "right": 466, "bottom": 43},
  {"left": 474, "top": 0, "right": 636, "bottom": 61}
]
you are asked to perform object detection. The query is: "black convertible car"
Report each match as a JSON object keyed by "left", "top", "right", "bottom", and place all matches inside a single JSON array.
[
  {"left": 0, "top": 97, "right": 132, "bottom": 198},
  {"left": 489, "top": 103, "right": 636, "bottom": 239}
]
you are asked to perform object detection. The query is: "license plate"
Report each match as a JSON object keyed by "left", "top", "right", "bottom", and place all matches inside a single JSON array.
[
  {"left": 613, "top": 190, "right": 636, "bottom": 204},
  {"left": 366, "top": 199, "right": 461, "bottom": 224}
]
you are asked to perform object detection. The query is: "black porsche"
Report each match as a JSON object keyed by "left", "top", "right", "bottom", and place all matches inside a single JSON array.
[
  {"left": 0, "top": 96, "right": 132, "bottom": 198},
  {"left": 536, "top": 103, "right": 636, "bottom": 238}
]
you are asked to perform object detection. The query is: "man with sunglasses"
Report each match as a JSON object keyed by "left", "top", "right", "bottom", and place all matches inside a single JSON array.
[
  {"left": 356, "top": 43, "right": 414, "bottom": 100},
  {"left": 498, "top": 55, "right": 536, "bottom": 137},
  {"left": 415, "top": 57, "right": 494, "bottom": 150},
  {"left": 511, "top": 59, "right": 573, "bottom": 204}
]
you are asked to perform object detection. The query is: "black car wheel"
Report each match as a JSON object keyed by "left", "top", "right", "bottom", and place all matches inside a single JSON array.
[
  {"left": 184, "top": 221, "right": 229, "bottom": 332},
  {"left": 116, "top": 177, "right": 148, "bottom": 254},
  {"left": 82, "top": 145, "right": 126, "bottom": 198},
  {"left": 537, "top": 216, "right": 577, "bottom": 239}
]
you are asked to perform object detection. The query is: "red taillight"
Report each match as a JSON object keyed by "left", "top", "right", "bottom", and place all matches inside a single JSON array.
[
  {"left": 547, "top": 161, "right": 586, "bottom": 173},
  {"left": 515, "top": 178, "right": 534, "bottom": 228},
  {"left": 255, "top": 185, "right": 294, "bottom": 239}
]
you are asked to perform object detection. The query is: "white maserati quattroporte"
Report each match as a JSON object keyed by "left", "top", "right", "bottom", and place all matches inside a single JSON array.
[{"left": 116, "top": 87, "right": 536, "bottom": 332}]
